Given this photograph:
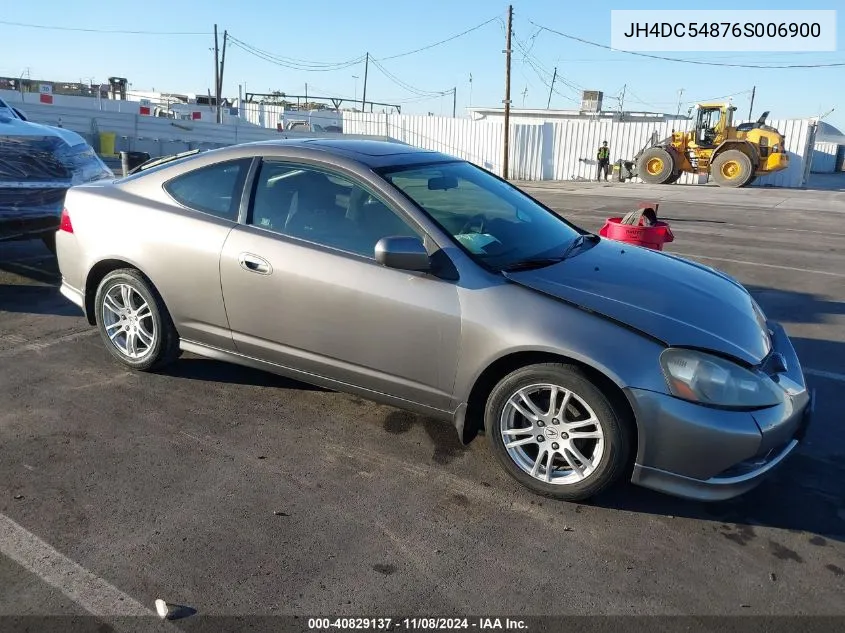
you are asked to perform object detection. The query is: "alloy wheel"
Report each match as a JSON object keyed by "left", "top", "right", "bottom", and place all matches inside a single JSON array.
[
  {"left": 499, "top": 383, "right": 605, "bottom": 485},
  {"left": 100, "top": 283, "right": 157, "bottom": 360}
]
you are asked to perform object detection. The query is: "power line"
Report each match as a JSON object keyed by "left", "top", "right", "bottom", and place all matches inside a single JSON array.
[
  {"left": 530, "top": 21, "right": 845, "bottom": 68},
  {"left": 0, "top": 19, "right": 208, "bottom": 35},
  {"left": 369, "top": 57, "right": 451, "bottom": 98},
  {"left": 228, "top": 13, "right": 501, "bottom": 74},
  {"left": 379, "top": 14, "right": 502, "bottom": 61},
  {"left": 510, "top": 29, "right": 580, "bottom": 104},
  {"left": 228, "top": 36, "right": 365, "bottom": 71}
]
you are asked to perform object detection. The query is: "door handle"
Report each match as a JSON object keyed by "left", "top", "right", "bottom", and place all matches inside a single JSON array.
[{"left": 238, "top": 252, "right": 272, "bottom": 275}]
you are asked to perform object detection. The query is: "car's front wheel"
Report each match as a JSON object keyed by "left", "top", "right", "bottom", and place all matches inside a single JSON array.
[
  {"left": 485, "top": 363, "right": 633, "bottom": 501},
  {"left": 94, "top": 269, "right": 180, "bottom": 371}
]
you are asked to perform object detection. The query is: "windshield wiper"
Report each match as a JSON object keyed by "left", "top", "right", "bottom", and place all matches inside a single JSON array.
[
  {"left": 500, "top": 257, "right": 566, "bottom": 272},
  {"left": 560, "top": 232, "right": 600, "bottom": 260},
  {"left": 500, "top": 233, "right": 600, "bottom": 272}
]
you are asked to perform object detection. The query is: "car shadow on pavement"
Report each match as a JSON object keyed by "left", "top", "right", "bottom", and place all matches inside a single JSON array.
[
  {"left": 0, "top": 284, "right": 82, "bottom": 317},
  {"left": 746, "top": 285, "right": 845, "bottom": 325},
  {"left": 382, "top": 410, "right": 470, "bottom": 466},
  {"left": 0, "top": 256, "right": 60, "bottom": 286},
  {"left": 159, "top": 358, "right": 328, "bottom": 391}
]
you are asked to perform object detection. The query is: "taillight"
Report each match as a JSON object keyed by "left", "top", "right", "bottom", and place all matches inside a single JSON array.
[{"left": 59, "top": 207, "right": 73, "bottom": 233}]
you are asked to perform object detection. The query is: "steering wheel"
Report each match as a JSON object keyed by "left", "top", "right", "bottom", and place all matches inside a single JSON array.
[{"left": 459, "top": 213, "right": 486, "bottom": 235}]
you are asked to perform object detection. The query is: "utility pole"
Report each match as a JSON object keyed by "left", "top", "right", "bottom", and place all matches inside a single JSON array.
[
  {"left": 213, "top": 24, "right": 220, "bottom": 123},
  {"left": 546, "top": 66, "right": 557, "bottom": 109},
  {"left": 619, "top": 83, "right": 626, "bottom": 113},
  {"left": 748, "top": 85, "right": 756, "bottom": 121},
  {"left": 361, "top": 52, "right": 369, "bottom": 113},
  {"left": 676, "top": 88, "right": 685, "bottom": 116},
  {"left": 305, "top": 82, "right": 308, "bottom": 107},
  {"left": 469, "top": 73, "right": 473, "bottom": 108},
  {"left": 452, "top": 87, "right": 457, "bottom": 118},
  {"left": 217, "top": 30, "right": 228, "bottom": 120},
  {"left": 503, "top": 4, "right": 513, "bottom": 180}
]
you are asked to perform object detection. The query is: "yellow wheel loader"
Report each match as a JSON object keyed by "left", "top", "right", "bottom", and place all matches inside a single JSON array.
[{"left": 633, "top": 103, "right": 789, "bottom": 187}]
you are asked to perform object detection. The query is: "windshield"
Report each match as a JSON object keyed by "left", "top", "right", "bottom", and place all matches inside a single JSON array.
[{"left": 380, "top": 161, "right": 582, "bottom": 269}]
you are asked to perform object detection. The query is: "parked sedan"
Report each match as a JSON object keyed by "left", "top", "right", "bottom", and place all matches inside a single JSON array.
[{"left": 55, "top": 139, "right": 813, "bottom": 502}]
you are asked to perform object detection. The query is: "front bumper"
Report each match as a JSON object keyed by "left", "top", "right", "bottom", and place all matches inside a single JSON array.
[{"left": 627, "top": 322, "right": 813, "bottom": 502}]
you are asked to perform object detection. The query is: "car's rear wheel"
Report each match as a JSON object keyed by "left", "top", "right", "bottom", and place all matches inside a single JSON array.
[
  {"left": 484, "top": 363, "right": 632, "bottom": 501},
  {"left": 94, "top": 269, "right": 180, "bottom": 371}
]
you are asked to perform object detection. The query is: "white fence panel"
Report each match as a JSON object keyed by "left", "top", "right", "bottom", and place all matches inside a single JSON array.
[
  {"left": 811, "top": 141, "right": 838, "bottom": 173},
  {"left": 551, "top": 119, "right": 696, "bottom": 183},
  {"left": 343, "top": 112, "right": 544, "bottom": 180}
]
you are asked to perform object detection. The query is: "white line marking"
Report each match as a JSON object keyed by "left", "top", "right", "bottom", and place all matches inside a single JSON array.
[
  {"left": 805, "top": 368, "right": 845, "bottom": 383},
  {"left": 0, "top": 513, "right": 152, "bottom": 616},
  {"left": 671, "top": 252, "right": 845, "bottom": 278}
]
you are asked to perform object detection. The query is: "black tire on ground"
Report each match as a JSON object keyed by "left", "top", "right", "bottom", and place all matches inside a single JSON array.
[
  {"left": 636, "top": 147, "right": 676, "bottom": 184},
  {"left": 745, "top": 175, "right": 757, "bottom": 187},
  {"left": 711, "top": 149, "right": 754, "bottom": 188},
  {"left": 664, "top": 173, "right": 681, "bottom": 184},
  {"left": 41, "top": 232, "right": 56, "bottom": 254},
  {"left": 484, "top": 363, "right": 634, "bottom": 502},
  {"left": 94, "top": 268, "right": 181, "bottom": 371}
]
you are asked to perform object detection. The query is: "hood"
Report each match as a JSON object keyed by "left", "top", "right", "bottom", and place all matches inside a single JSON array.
[
  {"left": 504, "top": 239, "right": 771, "bottom": 365},
  {"left": 0, "top": 113, "right": 87, "bottom": 148}
]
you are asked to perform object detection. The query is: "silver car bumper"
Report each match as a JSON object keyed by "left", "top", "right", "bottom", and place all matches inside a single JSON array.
[
  {"left": 627, "top": 322, "right": 813, "bottom": 502},
  {"left": 60, "top": 279, "right": 85, "bottom": 312}
]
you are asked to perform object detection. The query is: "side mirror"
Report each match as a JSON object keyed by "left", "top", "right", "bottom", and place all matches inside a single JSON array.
[{"left": 375, "top": 236, "right": 431, "bottom": 272}]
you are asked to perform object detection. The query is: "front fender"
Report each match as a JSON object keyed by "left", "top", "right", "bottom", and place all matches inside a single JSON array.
[{"left": 452, "top": 282, "right": 670, "bottom": 409}]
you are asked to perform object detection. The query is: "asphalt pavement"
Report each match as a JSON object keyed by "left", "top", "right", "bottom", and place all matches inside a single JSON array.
[{"left": 1, "top": 183, "right": 844, "bottom": 629}]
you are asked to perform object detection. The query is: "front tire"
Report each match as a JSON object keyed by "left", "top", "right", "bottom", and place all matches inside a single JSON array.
[
  {"left": 637, "top": 147, "right": 676, "bottom": 184},
  {"left": 484, "top": 363, "right": 633, "bottom": 502},
  {"left": 94, "top": 269, "right": 180, "bottom": 371},
  {"left": 711, "top": 150, "right": 754, "bottom": 188}
]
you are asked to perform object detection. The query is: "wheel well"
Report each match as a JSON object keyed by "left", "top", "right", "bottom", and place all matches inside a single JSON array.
[
  {"left": 83, "top": 259, "right": 140, "bottom": 325},
  {"left": 713, "top": 141, "right": 758, "bottom": 167},
  {"left": 461, "top": 352, "right": 638, "bottom": 454}
]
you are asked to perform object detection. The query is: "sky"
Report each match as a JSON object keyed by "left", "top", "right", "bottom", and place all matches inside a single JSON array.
[{"left": 2, "top": 0, "right": 844, "bottom": 130}]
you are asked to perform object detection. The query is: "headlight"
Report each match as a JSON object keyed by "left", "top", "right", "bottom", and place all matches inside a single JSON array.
[{"left": 660, "top": 348, "right": 782, "bottom": 409}]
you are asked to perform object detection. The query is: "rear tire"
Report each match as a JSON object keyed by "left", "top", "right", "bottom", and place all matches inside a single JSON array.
[
  {"left": 637, "top": 147, "right": 676, "bottom": 184},
  {"left": 664, "top": 173, "right": 681, "bottom": 184},
  {"left": 94, "top": 269, "right": 181, "bottom": 371},
  {"left": 484, "top": 363, "right": 633, "bottom": 502},
  {"left": 711, "top": 150, "right": 754, "bottom": 188}
]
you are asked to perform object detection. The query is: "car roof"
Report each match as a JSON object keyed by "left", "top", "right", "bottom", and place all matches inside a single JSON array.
[{"left": 243, "top": 138, "right": 458, "bottom": 169}]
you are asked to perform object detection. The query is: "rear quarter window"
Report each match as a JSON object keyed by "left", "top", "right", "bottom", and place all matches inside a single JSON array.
[{"left": 163, "top": 159, "right": 251, "bottom": 221}]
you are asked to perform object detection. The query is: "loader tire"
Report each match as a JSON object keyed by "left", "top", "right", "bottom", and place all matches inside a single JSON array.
[
  {"left": 712, "top": 150, "right": 754, "bottom": 188},
  {"left": 664, "top": 173, "right": 681, "bottom": 184},
  {"left": 637, "top": 147, "right": 676, "bottom": 184}
]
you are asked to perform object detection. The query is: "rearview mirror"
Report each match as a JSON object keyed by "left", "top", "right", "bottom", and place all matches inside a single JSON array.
[
  {"left": 428, "top": 176, "right": 458, "bottom": 191},
  {"left": 375, "top": 236, "right": 431, "bottom": 272}
]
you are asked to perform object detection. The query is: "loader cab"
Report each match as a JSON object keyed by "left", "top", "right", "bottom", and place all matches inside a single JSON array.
[{"left": 694, "top": 105, "right": 734, "bottom": 148}]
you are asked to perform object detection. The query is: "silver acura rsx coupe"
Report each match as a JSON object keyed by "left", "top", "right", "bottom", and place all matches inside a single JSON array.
[{"left": 55, "top": 139, "right": 813, "bottom": 502}]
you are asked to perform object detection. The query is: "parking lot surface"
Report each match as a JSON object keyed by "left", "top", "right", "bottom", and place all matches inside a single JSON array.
[{"left": 1, "top": 182, "right": 844, "bottom": 624}]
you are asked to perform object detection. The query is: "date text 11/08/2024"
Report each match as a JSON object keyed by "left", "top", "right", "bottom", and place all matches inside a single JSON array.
[{"left": 307, "top": 618, "right": 528, "bottom": 630}]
